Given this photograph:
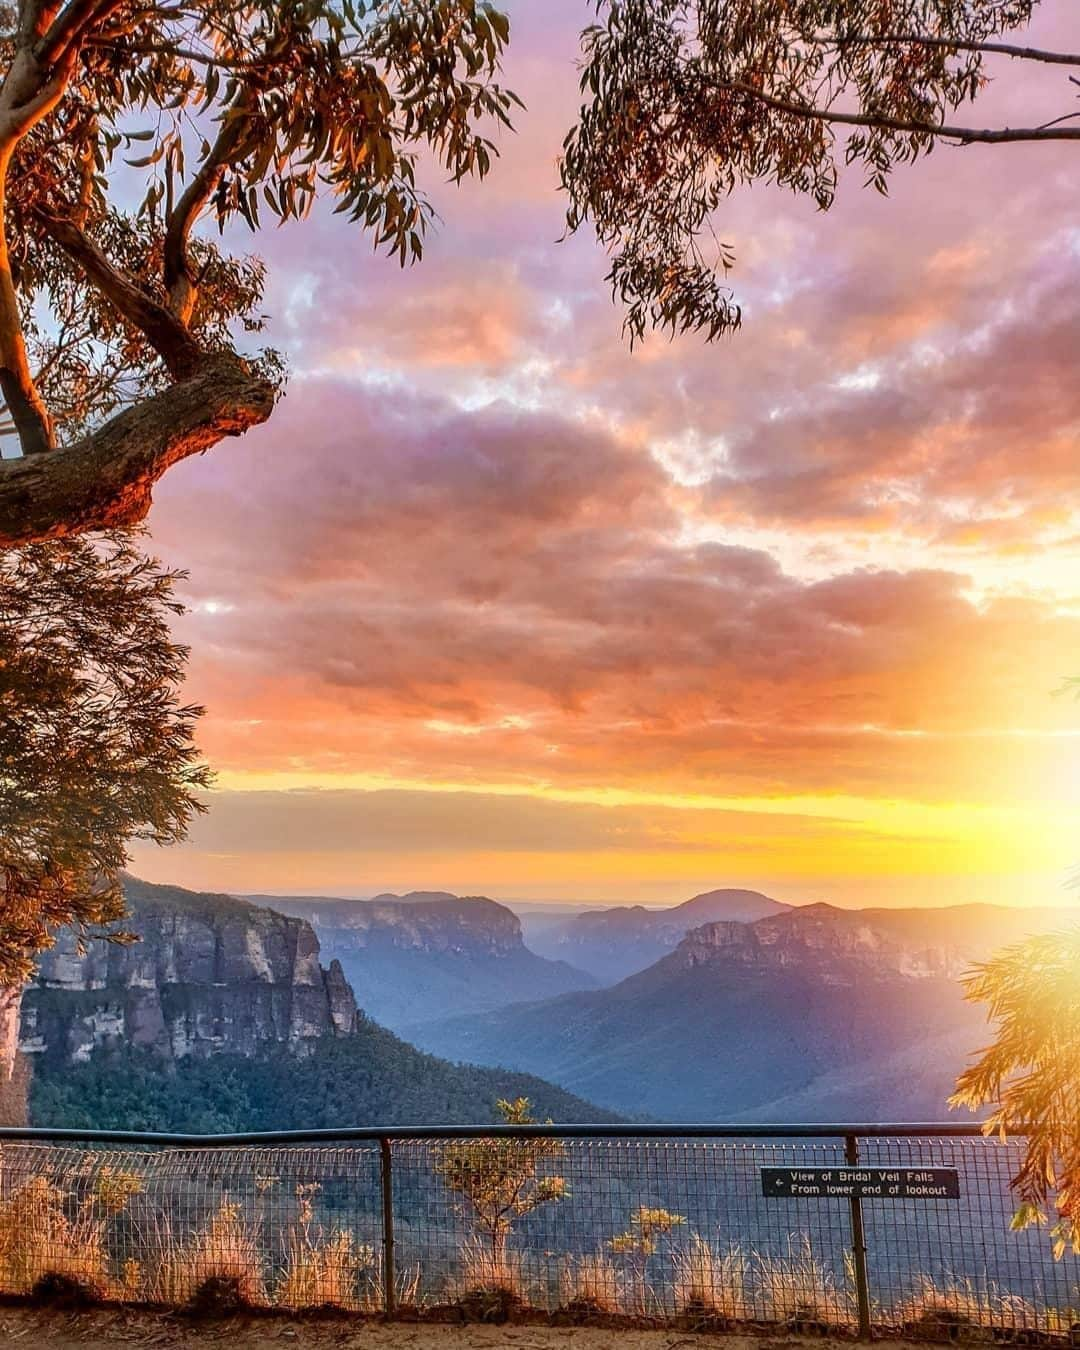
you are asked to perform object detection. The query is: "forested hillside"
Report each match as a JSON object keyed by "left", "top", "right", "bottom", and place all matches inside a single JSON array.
[{"left": 29, "top": 1015, "right": 617, "bottom": 1132}]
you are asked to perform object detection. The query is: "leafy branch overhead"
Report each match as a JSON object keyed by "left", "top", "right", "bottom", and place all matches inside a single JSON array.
[
  {"left": 0, "top": 0, "right": 517, "bottom": 543},
  {"left": 561, "top": 0, "right": 1080, "bottom": 344}
]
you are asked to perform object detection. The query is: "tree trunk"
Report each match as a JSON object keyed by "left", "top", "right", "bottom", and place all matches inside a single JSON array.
[
  {"left": 0, "top": 984, "right": 29, "bottom": 1128},
  {"left": 0, "top": 353, "right": 276, "bottom": 545},
  {"left": 0, "top": 981, "right": 22, "bottom": 1081}
]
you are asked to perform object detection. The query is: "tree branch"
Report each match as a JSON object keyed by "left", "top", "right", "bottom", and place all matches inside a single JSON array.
[
  {"left": 0, "top": 143, "right": 53, "bottom": 454},
  {"left": 721, "top": 78, "right": 1080, "bottom": 144},
  {"left": 810, "top": 32, "right": 1080, "bottom": 68},
  {"left": 35, "top": 0, "right": 126, "bottom": 67},
  {"left": 0, "top": 351, "right": 275, "bottom": 544},
  {"left": 36, "top": 208, "right": 204, "bottom": 378},
  {"left": 164, "top": 92, "right": 254, "bottom": 323}
]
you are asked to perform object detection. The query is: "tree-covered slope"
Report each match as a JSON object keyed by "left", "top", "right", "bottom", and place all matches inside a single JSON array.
[{"left": 29, "top": 1015, "right": 618, "bottom": 1133}]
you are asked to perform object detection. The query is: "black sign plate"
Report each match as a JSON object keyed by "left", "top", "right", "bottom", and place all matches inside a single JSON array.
[{"left": 761, "top": 1167, "right": 960, "bottom": 1200}]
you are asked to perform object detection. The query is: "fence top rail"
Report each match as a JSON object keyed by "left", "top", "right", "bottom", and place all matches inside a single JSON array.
[{"left": 0, "top": 1121, "right": 1008, "bottom": 1148}]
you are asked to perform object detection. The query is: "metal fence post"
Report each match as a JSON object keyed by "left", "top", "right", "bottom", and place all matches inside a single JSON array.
[
  {"left": 379, "top": 1136, "right": 397, "bottom": 1318},
  {"left": 845, "top": 1133, "right": 873, "bottom": 1338}
]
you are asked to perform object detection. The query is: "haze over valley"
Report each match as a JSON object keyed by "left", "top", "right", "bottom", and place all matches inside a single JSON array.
[{"left": 24, "top": 875, "right": 1072, "bottom": 1132}]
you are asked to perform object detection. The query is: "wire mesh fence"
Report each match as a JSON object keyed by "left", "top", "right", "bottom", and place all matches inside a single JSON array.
[{"left": 0, "top": 1125, "right": 1076, "bottom": 1339}]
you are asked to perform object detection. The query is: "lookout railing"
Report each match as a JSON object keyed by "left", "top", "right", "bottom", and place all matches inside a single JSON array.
[{"left": 0, "top": 1122, "right": 1075, "bottom": 1340}]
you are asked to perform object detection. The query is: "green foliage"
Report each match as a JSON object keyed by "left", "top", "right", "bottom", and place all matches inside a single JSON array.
[
  {"left": 950, "top": 927, "right": 1080, "bottom": 1258},
  {"left": 561, "top": 0, "right": 1068, "bottom": 344},
  {"left": 29, "top": 1018, "right": 620, "bottom": 1132},
  {"left": 0, "top": 535, "right": 210, "bottom": 992},
  {"left": 609, "top": 1204, "right": 686, "bottom": 1314},
  {"left": 3, "top": 0, "right": 517, "bottom": 444},
  {"left": 609, "top": 1204, "right": 685, "bottom": 1258},
  {"left": 435, "top": 1097, "right": 567, "bottom": 1261}
]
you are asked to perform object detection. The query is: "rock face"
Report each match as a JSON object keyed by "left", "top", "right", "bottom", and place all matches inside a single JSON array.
[
  {"left": 671, "top": 901, "right": 1072, "bottom": 983},
  {"left": 671, "top": 905, "right": 967, "bottom": 982},
  {"left": 410, "top": 899, "right": 1073, "bottom": 1123},
  {"left": 19, "top": 878, "right": 357, "bottom": 1066},
  {"left": 528, "top": 888, "right": 791, "bottom": 983},
  {"left": 261, "top": 892, "right": 527, "bottom": 956},
  {"left": 253, "top": 891, "right": 598, "bottom": 1032}
]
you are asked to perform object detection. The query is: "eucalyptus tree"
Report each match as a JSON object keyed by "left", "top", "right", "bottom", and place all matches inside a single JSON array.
[
  {"left": 0, "top": 0, "right": 516, "bottom": 544},
  {"left": 561, "top": 0, "right": 1080, "bottom": 342}
]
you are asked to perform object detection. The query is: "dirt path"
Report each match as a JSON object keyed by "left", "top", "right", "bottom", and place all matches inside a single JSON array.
[{"left": 0, "top": 1306, "right": 935, "bottom": 1350}]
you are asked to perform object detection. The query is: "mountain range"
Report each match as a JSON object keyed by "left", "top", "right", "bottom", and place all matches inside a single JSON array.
[
  {"left": 525, "top": 887, "right": 791, "bottom": 982},
  {"left": 410, "top": 900, "right": 1075, "bottom": 1122},
  {"left": 22, "top": 877, "right": 614, "bottom": 1130},
  {"left": 248, "top": 890, "right": 598, "bottom": 1032},
  {"left": 22, "top": 875, "right": 1075, "bottom": 1132}
]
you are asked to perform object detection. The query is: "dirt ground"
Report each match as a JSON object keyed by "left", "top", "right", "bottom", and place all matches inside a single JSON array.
[{"left": 0, "top": 1306, "right": 936, "bottom": 1350}]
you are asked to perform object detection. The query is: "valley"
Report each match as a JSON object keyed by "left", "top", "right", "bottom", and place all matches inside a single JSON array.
[
  {"left": 408, "top": 899, "right": 1074, "bottom": 1121},
  {"left": 250, "top": 890, "right": 598, "bottom": 1032},
  {"left": 21, "top": 877, "right": 615, "bottom": 1131},
  {"left": 19, "top": 876, "right": 1075, "bottom": 1131}
]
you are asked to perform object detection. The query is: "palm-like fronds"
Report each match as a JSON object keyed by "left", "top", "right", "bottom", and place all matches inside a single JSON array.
[{"left": 950, "top": 926, "right": 1080, "bottom": 1256}]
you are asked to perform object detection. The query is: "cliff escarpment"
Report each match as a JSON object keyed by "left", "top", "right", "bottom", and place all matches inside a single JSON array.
[{"left": 20, "top": 877, "right": 357, "bottom": 1066}]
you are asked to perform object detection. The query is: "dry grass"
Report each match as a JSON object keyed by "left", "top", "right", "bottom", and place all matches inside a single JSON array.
[
  {"left": 898, "top": 1275, "right": 1002, "bottom": 1331},
  {"left": 454, "top": 1240, "right": 528, "bottom": 1299},
  {"left": 0, "top": 1174, "right": 114, "bottom": 1300},
  {"left": 755, "top": 1237, "right": 852, "bottom": 1327},
  {"left": 672, "top": 1237, "right": 749, "bottom": 1321},
  {"left": 278, "top": 1229, "right": 379, "bottom": 1312},
  {"left": 147, "top": 1204, "right": 267, "bottom": 1311},
  {"left": 560, "top": 1253, "right": 621, "bottom": 1313},
  {"left": 892, "top": 1276, "right": 1080, "bottom": 1337}
]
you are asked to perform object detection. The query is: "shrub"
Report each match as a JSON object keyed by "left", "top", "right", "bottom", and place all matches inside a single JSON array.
[
  {"left": 609, "top": 1205, "right": 686, "bottom": 1315},
  {"left": 435, "top": 1098, "right": 566, "bottom": 1271}
]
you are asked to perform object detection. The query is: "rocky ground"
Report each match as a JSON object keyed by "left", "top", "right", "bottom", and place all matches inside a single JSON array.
[{"left": 0, "top": 1305, "right": 935, "bottom": 1350}]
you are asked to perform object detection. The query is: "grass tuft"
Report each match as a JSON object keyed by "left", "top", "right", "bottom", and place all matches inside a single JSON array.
[
  {"left": 560, "top": 1251, "right": 621, "bottom": 1314},
  {"left": 449, "top": 1239, "right": 529, "bottom": 1320},
  {"left": 673, "top": 1235, "right": 749, "bottom": 1322},
  {"left": 148, "top": 1203, "right": 267, "bottom": 1312},
  {"left": 278, "top": 1228, "right": 380, "bottom": 1311},
  {"left": 0, "top": 1174, "right": 113, "bottom": 1301},
  {"left": 755, "top": 1236, "right": 852, "bottom": 1328}
]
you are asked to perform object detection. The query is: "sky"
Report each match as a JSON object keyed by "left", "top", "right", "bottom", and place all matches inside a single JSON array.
[{"left": 131, "top": 0, "right": 1080, "bottom": 908}]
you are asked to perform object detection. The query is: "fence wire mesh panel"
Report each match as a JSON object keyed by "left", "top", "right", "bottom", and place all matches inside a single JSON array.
[
  {"left": 0, "top": 1141, "right": 383, "bottom": 1311},
  {"left": 857, "top": 1135, "right": 1079, "bottom": 1336},
  {"left": 0, "top": 1127, "right": 1076, "bottom": 1338}
]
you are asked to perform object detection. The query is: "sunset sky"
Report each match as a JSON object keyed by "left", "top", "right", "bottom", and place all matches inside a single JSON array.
[{"left": 130, "top": 0, "right": 1080, "bottom": 908}]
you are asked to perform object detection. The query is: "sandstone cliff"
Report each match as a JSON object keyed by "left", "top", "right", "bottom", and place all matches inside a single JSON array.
[
  {"left": 256, "top": 891, "right": 597, "bottom": 1031},
  {"left": 19, "top": 877, "right": 357, "bottom": 1066},
  {"left": 671, "top": 900, "right": 1068, "bottom": 983}
]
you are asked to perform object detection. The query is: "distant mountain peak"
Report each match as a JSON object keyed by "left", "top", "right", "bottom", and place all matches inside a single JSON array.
[
  {"left": 370, "top": 890, "right": 460, "bottom": 905},
  {"left": 676, "top": 887, "right": 791, "bottom": 915},
  {"left": 527, "top": 886, "right": 791, "bottom": 983}
]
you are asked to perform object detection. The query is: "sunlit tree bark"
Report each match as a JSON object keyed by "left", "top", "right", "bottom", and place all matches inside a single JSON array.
[{"left": 0, "top": 0, "right": 517, "bottom": 543}]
